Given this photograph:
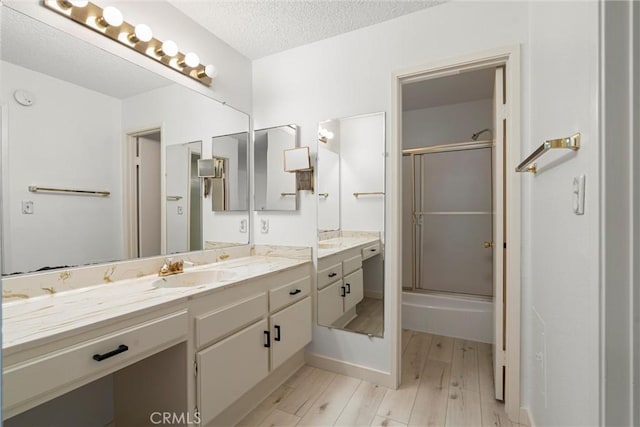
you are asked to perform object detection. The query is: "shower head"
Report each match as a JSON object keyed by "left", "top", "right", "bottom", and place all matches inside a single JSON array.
[{"left": 471, "top": 128, "right": 492, "bottom": 141}]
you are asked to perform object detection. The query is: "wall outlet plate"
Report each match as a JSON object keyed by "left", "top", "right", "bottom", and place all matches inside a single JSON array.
[
  {"left": 22, "top": 201, "right": 34, "bottom": 214},
  {"left": 260, "top": 219, "right": 269, "bottom": 234}
]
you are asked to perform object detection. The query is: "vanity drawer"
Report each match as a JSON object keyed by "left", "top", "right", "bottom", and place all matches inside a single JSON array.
[
  {"left": 342, "top": 254, "right": 362, "bottom": 275},
  {"left": 269, "top": 276, "right": 311, "bottom": 313},
  {"left": 3, "top": 310, "right": 188, "bottom": 415},
  {"left": 362, "top": 242, "right": 382, "bottom": 260},
  {"left": 317, "top": 262, "right": 343, "bottom": 290},
  {"left": 196, "top": 293, "right": 267, "bottom": 348}
]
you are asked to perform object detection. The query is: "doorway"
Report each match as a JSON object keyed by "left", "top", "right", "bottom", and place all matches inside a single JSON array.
[
  {"left": 124, "top": 128, "right": 162, "bottom": 259},
  {"left": 391, "top": 47, "right": 521, "bottom": 422}
]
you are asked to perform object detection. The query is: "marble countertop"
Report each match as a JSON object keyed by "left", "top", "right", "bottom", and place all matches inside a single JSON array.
[
  {"left": 317, "top": 235, "right": 380, "bottom": 259},
  {"left": 3, "top": 255, "right": 310, "bottom": 355}
]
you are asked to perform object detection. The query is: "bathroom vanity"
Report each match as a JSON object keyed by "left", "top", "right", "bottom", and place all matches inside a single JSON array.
[{"left": 2, "top": 247, "right": 312, "bottom": 426}]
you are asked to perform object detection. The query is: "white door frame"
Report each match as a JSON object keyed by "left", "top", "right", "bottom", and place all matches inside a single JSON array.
[
  {"left": 122, "top": 125, "right": 165, "bottom": 258},
  {"left": 390, "top": 45, "right": 522, "bottom": 422}
]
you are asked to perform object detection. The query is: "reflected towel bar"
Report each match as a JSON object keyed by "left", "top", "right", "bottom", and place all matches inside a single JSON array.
[
  {"left": 280, "top": 192, "right": 296, "bottom": 196},
  {"left": 319, "top": 193, "right": 329, "bottom": 198},
  {"left": 166, "top": 196, "right": 183, "bottom": 201},
  {"left": 28, "top": 186, "right": 110, "bottom": 197},
  {"left": 353, "top": 192, "right": 385, "bottom": 198},
  {"left": 516, "top": 133, "right": 580, "bottom": 174}
]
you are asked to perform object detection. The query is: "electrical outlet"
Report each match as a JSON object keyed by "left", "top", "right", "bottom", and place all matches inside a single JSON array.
[
  {"left": 260, "top": 219, "right": 269, "bottom": 234},
  {"left": 22, "top": 201, "right": 34, "bottom": 214},
  {"left": 573, "top": 174, "right": 586, "bottom": 215},
  {"left": 532, "top": 307, "right": 548, "bottom": 408},
  {"left": 239, "top": 219, "right": 247, "bottom": 233},
  {"left": 177, "top": 206, "right": 183, "bottom": 215}
]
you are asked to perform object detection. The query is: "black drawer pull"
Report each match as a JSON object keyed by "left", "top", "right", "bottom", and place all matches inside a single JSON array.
[
  {"left": 328, "top": 272, "right": 337, "bottom": 278},
  {"left": 370, "top": 248, "right": 377, "bottom": 252},
  {"left": 341, "top": 286, "right": 346, "bottom": 297},
  {"left": 93, "top": 344, "right": 128, "bottom": 362},
  {"left": 346, "top": 283, "right": 351, "bottom": 294},
  {"left": 274, "top": 325, "right": 281, "bottom": 341},
  {"left": 289, "top": 289, "right": 302, "bottom": 295},
  {"left": 264, "top": 331, "right": 271, "bottom": 348}
]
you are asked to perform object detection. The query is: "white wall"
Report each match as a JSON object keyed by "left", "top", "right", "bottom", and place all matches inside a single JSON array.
[
  {"left": 165, "top": 144, "right": 189, "bottom": 254},
  {"left": 4, "top": 0, "right": 253, "bottom": 112},
  {"left": 1, "top": 61, "right": 123, "bottom": 273},
  {"left": 317, "top": 119, "right": 341, "bottom": 232},
  {"left": 524, "top": 2, "right": 600, "bottom": 425},
  {"left": 265, "top": 128, "right": 296, "bottom": 210},
  {"left": 340, "top": 114, "right": 385, "bottom": 233},
  {"left": 402, "top": 99, "right": 493, "bottom": 149},
  {"left": 122, "top": 84, "right": 250, "bottom": 246},
  {"left": 253, "top": 0, "right": 529, "bottom": 374}
]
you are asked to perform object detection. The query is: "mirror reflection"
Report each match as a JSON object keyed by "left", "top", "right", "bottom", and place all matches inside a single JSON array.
[
  {"left": 316, "top": 112, "right": 385, "bottom": 337},
  {"left": 209, "top": 132, "right": 249, "bottom": 212},
  {"left": 0, "top": 6, "right": 250, "bottom": 275},
  {"left": 254, "top": 125, "right": 298, "bottom": 211}
]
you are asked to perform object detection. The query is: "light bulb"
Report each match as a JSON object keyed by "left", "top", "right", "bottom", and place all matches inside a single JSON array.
[
  {"left": 198, "top": 64, "right": 216, "bottom": 79},
  {"left": 183, "top": 52, "right": 200, "bottom": 68},
  {"left": 157, "top": 40, "right": 178, "bottom": 57},
  {"left": 128, "top": 24, "right": 152, "bottom": 43},
  {"left": 97, "top": 6, "right": 123, "bottom": 27}
]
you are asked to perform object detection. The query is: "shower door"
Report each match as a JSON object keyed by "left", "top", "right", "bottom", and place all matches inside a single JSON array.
[{"left": 413, "top": 147, "right": 493, "bottom": 296}]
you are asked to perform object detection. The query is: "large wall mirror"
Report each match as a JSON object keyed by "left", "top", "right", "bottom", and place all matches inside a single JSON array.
[
  {"left": 0, "top": 5, "right": 250, "bottom": 275},
  {"left": 254, "top": 125, "right": 298, "bottom": 211},
  {"left": 316, "top": 112, "right": 385, "bottom": 337}
]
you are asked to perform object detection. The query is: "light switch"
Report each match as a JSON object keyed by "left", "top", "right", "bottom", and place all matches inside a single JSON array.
[{"left": 572, "top": 175, "right": 585, "bottom": 215}]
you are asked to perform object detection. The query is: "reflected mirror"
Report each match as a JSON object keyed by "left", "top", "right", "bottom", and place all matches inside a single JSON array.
[
  {"left": 254, "top": 125, "right": 298, "bottom": 211},
  {"left": 316, "top": 112, "right": 385, "bottom": 337},
  {"left": 0, "top": 6, "right": 250, "bottom": 275},
  {"left": 209, "top": 132, "right": 249, "bottom": 212}
]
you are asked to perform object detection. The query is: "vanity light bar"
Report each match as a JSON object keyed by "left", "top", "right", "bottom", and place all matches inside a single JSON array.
[{"left": 43, "top": 0, "right": 215, "bottom": 86}]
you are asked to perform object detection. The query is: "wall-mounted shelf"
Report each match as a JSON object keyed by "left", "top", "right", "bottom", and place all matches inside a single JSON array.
[{"left": 516, "top": 133, "right": 580, "bottom": 174}]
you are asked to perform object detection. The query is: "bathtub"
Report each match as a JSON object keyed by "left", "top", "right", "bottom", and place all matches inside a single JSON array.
[{"left": 402, "top": 291, "right": 493, "bottom": 343}]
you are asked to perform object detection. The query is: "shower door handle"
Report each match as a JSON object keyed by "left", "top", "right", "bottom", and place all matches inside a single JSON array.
[{"left": 483, "top": 241, "right": 494, "bottom": 249}]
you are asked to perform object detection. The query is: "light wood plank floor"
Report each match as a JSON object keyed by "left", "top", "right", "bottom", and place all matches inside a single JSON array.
[
  {"left": 343, "top": 297, "right": 384, "bottom": 337},
  {"left": 238, "top": 330, "right": 519, "bottom": 427}
]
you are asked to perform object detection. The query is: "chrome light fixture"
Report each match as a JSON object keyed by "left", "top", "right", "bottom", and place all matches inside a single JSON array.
[{"left": 43, "top": 0, "right": 216, "bottom": 86}]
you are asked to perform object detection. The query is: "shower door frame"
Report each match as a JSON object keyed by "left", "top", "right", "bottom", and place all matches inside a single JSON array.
[
  {"left": 391, "top": 46, "right": 522, "bottom": 423},
  {"left": 404, "top": 140, "right": 495, "bottom": 297}
]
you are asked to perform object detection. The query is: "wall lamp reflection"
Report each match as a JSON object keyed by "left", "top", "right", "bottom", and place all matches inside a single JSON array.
[
  {"left": 44, "top": 0, "right": 217, "bottom": 86},
  {"left": 284, "top": 147, "right": 314, "bottom": 193}
]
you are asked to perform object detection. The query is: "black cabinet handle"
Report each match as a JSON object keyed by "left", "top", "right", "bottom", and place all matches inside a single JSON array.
[
  {"left": 341, "top": 286, "right": 346, "bottom": 297},
  {"left": 274, "top": 325, "right": 281, "bottom": 341},
  {"left": 264, "top": 331, "right": 271, "bottom": 348},
  {"left": 289, "top": 289, "right": 301, "bottom": 295},
  {"left": 370, "top": 248, "right": 377, "bottom": 252},
  {"left": 328, "top": 272, "right": 337, "bottom": 278},
  {"left": 93, "top": 344, "right": 128, "bottom": 362},
  {"left": 346, "top": 283, "right": 351, "bottom": 294}
]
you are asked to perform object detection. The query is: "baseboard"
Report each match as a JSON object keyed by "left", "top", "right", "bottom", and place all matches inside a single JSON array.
[
  {"left": 305, "top": 352, "right": 394, "bottom": 389},
  {"left": 520, "top": 407, "right": 533, "bottom": 426},
  {"left": 364, "top": 289, "right": 383, "bottom": 300},
  {"left": 332, "top": 307, "right": 357, "bottom": 329},
  {"left": 208, "top": 350, "right": 305, "bottom": 427}
]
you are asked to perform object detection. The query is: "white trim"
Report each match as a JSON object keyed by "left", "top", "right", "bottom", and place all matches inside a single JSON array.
[
  {"left": 520, "top": 407, "right": 534, "bottom": 427},
  {"left": 391, "top": 45, "right": 522, "bottom": 421},
  {"left": 122, "top": 125, "right": 164, "bottom": 259},
  {"left": 0, "top": 105, "right": 10, "bottom": 273},
  {"left": 305, "top": 351, "right": 394, "bottom": 389}
]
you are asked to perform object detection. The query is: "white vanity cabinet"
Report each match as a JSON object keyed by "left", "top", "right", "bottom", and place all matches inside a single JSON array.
[
  {"left": 317, "top": 249, "right": 364, "bottom": 327},
  {"left": 3, "top": 308, "right": 189, "bottom": 421},
  {"left": 192, "top": 266, "right": 312, "bottom": 426}
]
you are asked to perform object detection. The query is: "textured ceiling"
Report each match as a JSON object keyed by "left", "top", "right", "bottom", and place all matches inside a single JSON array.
[
  {"left": 168, "top": 0, "right": 445, "bottom": 60},
  {"left": 402, "top": 68, "right": 495, "bottom": 111},
  {"left": 1, "top": 7, "right": 172, "bottom": 99}
]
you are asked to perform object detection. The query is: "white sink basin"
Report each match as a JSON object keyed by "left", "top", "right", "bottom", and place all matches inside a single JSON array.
[{"left": 152, "top": 270, "right": 237, "bottom": 288}]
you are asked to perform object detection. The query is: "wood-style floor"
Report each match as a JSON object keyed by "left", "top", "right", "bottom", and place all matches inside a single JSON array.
[
  {"left": 344, "top": 297, "right": 384, "bottom": 337},
  {"left": 237, "top": 330, "right": 519, "bottom": 427}
]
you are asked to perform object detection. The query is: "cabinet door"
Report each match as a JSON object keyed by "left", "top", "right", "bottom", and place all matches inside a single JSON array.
[
  {"left": 317, "top": 280, "right": 344, "bottom": 326},
  {"left": 197, "top": 319, "right": 269, "bottom": 425},
  {"left": 343, "top": 269, "right": 364, "bottom": 312},
  {"left": 271, "top": 296, "right": 312, "bottom": 370}
]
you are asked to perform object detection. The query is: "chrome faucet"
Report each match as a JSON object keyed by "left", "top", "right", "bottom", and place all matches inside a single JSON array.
[{"left": 158, "top": 258, "right": 184, "bottom": 277}]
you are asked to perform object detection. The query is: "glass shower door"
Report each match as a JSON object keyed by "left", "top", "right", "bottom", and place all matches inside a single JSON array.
[{"left": 415, "top": 147, "right": 493, "bottom": 296}]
